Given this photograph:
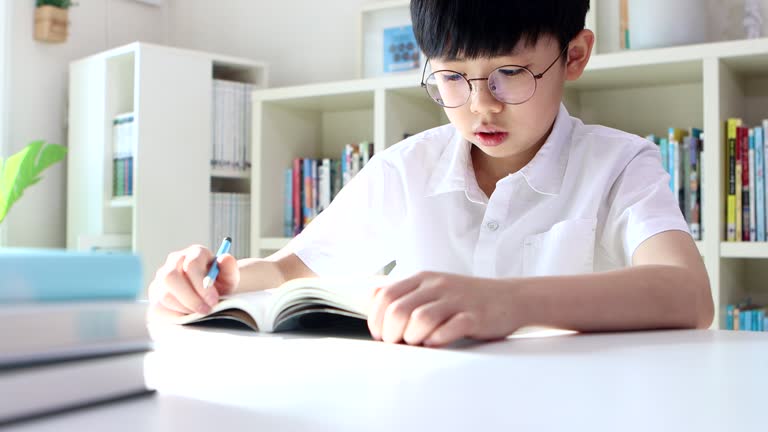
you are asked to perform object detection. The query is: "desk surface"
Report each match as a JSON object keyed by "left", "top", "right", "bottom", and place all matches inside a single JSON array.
[{"left": 6, "top": 326, "right": 768, "bottom": 432}]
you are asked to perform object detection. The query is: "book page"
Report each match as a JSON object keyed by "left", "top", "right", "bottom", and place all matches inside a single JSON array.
[
  {"left": 266, "top": 276, "right": 393, "bottom": 330},
  {"left": 173, "top": 290, "right": 272, "bottom": 330}
]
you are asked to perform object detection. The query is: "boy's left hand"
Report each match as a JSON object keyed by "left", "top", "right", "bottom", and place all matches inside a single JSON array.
[{"left": 367, "top": 271, "right": 524, "bottom": 347}]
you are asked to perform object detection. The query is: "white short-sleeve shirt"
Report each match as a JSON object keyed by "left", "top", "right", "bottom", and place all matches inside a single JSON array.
[{"left": 287, "top": 103, "right": 690, "bottom": 279}]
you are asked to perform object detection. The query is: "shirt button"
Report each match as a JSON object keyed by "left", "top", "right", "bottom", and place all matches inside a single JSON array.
[{"left": 486, "top": 220, "right": 500, "bottom": 231}]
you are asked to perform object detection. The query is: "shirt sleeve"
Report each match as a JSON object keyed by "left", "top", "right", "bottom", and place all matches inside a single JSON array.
[
  {"left": 600, "top": 141, "right": 691, "bottom": 266},
  {"left": 283, "top": 155, "right": 405, "bottom": 277}
]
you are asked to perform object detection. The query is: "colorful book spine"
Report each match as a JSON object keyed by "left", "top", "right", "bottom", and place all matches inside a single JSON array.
[
  {"left": 726, "top": 119, "right": 740, "bottom": 241},
  {"left": 756, "top": 127, "right": 765, "bottom": 242},
  {"left": 293, "top": 159, "right": 302, "bottom": 236},
  {"left": 318, "top": 159, "right": 331, "bottom": 213},
  {"left": 284, "top": 168, "right": 293, "bottom": 237},
  {"left": 726, "top": 304, "right": 735, "bottom": 330},
  {"left": 682, "top": 137, "right": 692, "bottom": 219},
  {"left": 689, "top": 135, "right": 701, "bottom": 240},
  {"left": 741, "top": 126, "right": 750, "bottom": 241},
  {"left": 736, "top": 126, "right": 744, "bottom": 241},
  {"left": 311, "top": 159, "right": 319, "bottom": 218},
  {"left": 748, "top": 129, "right": 756, "bottom": 241},
  {"left": 303, "top": 159, "right": 313, "bottom": 227}
]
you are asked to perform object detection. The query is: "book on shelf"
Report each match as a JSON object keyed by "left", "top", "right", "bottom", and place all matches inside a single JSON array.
[
  {"left": 212, "top": 79, "right": 254, "bottom": 172},
  {"left": 112, "top": 112, "right": 134, "bottom": 197},
  {"left": 648, "top": 127, "right": 704, "bottom": 240},
  {"left": 210, "top": 192, "right": 250, "bottom": 258},
  {"left": 725, "top": 302, "right": 767, "bottom": 332},
  {"left": 724, "top": 119, "right": 768, "bottom": 242},
  {"left": 173, "top": 276, "right": 389, "bottom": 332},
  {"left": 286, "top": 142, "right": 374, "bottom": 237}
]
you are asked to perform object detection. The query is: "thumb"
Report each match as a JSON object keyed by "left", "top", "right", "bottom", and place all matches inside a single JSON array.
[{"left": 213, "top": 253, "right": 240, "bottom": 296}]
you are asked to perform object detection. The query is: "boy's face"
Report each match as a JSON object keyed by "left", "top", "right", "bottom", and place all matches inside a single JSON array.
[{"left": 429, "top": 36, "right": 571, "bottom": 162}]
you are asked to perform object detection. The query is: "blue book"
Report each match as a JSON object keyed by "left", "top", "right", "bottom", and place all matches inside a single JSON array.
[
  {"left": 757, "top": 310, "right": 765, "bottom": 331},
  {"left": 726, "top": 304, "right": 734, "bottom": 330},
  {"left": 739, "top": 310, "right": 746, "bottom": 331},
  {"left": 284, "top": 168, "right": 293, "bottom": 237},
  {"left": 0, "top": 249, "right": 142, "bottom": 303},
  {"left": 756, "top": 127, "right": 766, "bottom": 242}
]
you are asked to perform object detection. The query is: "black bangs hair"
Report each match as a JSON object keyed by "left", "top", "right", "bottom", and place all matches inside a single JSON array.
[{"left": 411, "top": 0, "right": 590, "bottom": 60}]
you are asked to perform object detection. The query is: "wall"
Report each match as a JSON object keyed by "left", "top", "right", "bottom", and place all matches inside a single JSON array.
[
  {"left": 167, "top": 0, "right": 372, "bottom": 87},
  {"left": 4, "top": 0, "right": 168, "bottom": 248}
]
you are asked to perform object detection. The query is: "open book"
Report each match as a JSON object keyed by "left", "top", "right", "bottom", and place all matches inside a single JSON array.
[{"left": 174, "top": 276, "right": 391, "bottom": 332}]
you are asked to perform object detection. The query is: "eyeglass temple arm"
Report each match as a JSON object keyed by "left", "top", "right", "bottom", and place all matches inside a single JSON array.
[
  {"left": 533, "top": 44, "right": 570, "bottom": 80},
  {"left": 420, "top": 59, "right": 429, "bottom": 87}
]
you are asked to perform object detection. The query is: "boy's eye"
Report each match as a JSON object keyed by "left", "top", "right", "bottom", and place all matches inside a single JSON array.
[
  {"left": 440, "top": 73, "right": 464, "bottom": 82},
  {"left": 497, "top": 68, "right": 525, "bottom": 77}
]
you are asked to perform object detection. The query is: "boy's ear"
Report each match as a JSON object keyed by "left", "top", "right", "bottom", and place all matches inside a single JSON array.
[{"left": 565, "top": 29, "right": 595, "bottom": 81}]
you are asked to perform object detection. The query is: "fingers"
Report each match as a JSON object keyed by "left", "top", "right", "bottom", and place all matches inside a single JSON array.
[
  {"left": 423, "top": 312, "right": 477, "bottom": 348},
  {"left": 212, "top": 253, "right": 240, "bottom": 296},
  {"left": 147, "top": 248, "right": 214, "bottom": 320},
  {"left": 182, "top": 246, "right": 217, "bottom": 308},
  {"left": 367, "top": 276, "right": 422, "bottom": 340},
  {"left": 379, "top": 287, "right": 445, "bottom": 344},
  {"left": 165, "top": 254, "right": 211, "bottom": 315},
  {"left": 401, "top": 301, "right": 456, "bottom": 346}
]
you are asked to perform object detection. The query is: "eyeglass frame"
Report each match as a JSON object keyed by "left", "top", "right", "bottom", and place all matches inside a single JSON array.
[{"left": 419, "top": 44, "right": 569, "bottom": 108}]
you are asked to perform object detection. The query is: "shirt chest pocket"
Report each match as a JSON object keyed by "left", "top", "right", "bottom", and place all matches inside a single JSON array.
[{"left": 522, "top": 218, "right": 597, "bottom": 277}]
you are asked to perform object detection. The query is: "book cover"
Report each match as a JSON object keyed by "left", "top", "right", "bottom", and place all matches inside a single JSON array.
[
  {"left": 382, "top": 25, "right": 420, "bottom": 73},
  {"left": 0, "top": 250, "right": 142, "bottom": 303}
]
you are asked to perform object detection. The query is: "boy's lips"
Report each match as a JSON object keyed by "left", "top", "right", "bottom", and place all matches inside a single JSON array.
[{"left": 473, "top": 130, "right": 509, "bottom": 147}]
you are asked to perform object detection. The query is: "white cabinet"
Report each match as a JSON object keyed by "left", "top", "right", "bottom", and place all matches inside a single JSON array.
[{"left": 67, "top": 42, "right": 267, "bottom": 290}]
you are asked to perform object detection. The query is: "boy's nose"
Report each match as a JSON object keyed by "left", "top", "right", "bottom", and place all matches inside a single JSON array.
[{"left": 469, "top": 80, "right": 504, "bottom": 115}]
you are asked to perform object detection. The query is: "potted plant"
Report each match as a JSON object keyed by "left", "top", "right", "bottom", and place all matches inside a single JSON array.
[
  {"left": 34, "top": 0, "right": 75, "bottom": 43},
  {"left": 0, "top": 141, "right": 67, "bottom": 225}
]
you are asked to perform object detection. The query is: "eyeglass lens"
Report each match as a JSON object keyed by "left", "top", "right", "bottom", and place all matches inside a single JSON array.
[{"left": 424, "top": 66, "right": 536, "bottom": 108}]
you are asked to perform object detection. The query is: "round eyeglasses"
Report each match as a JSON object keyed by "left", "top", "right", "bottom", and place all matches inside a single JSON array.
[{"left": 420, "top": 45, "right": 568, "bottom": 108}]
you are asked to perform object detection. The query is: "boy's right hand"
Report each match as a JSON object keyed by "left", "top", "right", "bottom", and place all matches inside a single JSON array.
[{"left": 147, "top": 245, "right": 240, "bottom": 321}]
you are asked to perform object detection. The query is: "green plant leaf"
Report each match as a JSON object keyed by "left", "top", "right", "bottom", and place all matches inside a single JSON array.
[{"left": 0, "top": 140, "right": 68, "bottom": 224}]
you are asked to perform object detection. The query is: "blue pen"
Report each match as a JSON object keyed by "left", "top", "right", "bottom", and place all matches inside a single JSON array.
[{"left": 203, "top": 236, "right": 232, "bottom": 290}]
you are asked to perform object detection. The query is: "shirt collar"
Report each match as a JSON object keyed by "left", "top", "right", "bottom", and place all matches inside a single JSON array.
[{"left": 425, "top": 103, "right": 573, "bottom": 200}]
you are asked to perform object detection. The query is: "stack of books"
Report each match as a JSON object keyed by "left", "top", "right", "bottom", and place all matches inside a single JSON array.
[
  {"left": 210, "top": 192, "right": 250, "bottom": 258},
  {"left": 284, "top": 141, "right": 374, "bottom": 237},
  {"left": 724, "top": 119, "right": 768, "bottom": 242},
  {"left": 212, "top": 79, "right": 254, "bottom": 172},
  {"left": 0, "top": 249, "right": 152, "bottom": 424},
  {"left": 112, "top": 112, "right": 135, "bottom": 197},
  {"left": 726, "top": 301, "right": 767, "bottom": 331},
  {"left": 646, "top": 127, "right": 704, "bottom": 240}
]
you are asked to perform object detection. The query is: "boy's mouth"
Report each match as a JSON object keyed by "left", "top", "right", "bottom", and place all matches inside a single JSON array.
[{"left": 473, "top": 131, "right": 509, "bottom": 147}]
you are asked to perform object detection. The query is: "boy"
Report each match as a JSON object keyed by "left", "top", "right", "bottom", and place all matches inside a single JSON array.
[{"left": 148, "top": 0, "right": 713, "bottom": 347}]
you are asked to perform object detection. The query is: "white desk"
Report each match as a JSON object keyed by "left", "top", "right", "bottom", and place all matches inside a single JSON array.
[{"left": 6, "top": 326, "right": 768, "bottom": 431}]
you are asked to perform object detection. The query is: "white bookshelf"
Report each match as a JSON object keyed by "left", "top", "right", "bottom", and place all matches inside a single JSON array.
[
  {"left": 251, "top": 36, "right": 768, "bottom": 329},
  {"left": 67, "top": 42, "right": 267, "bottom": 290}
]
